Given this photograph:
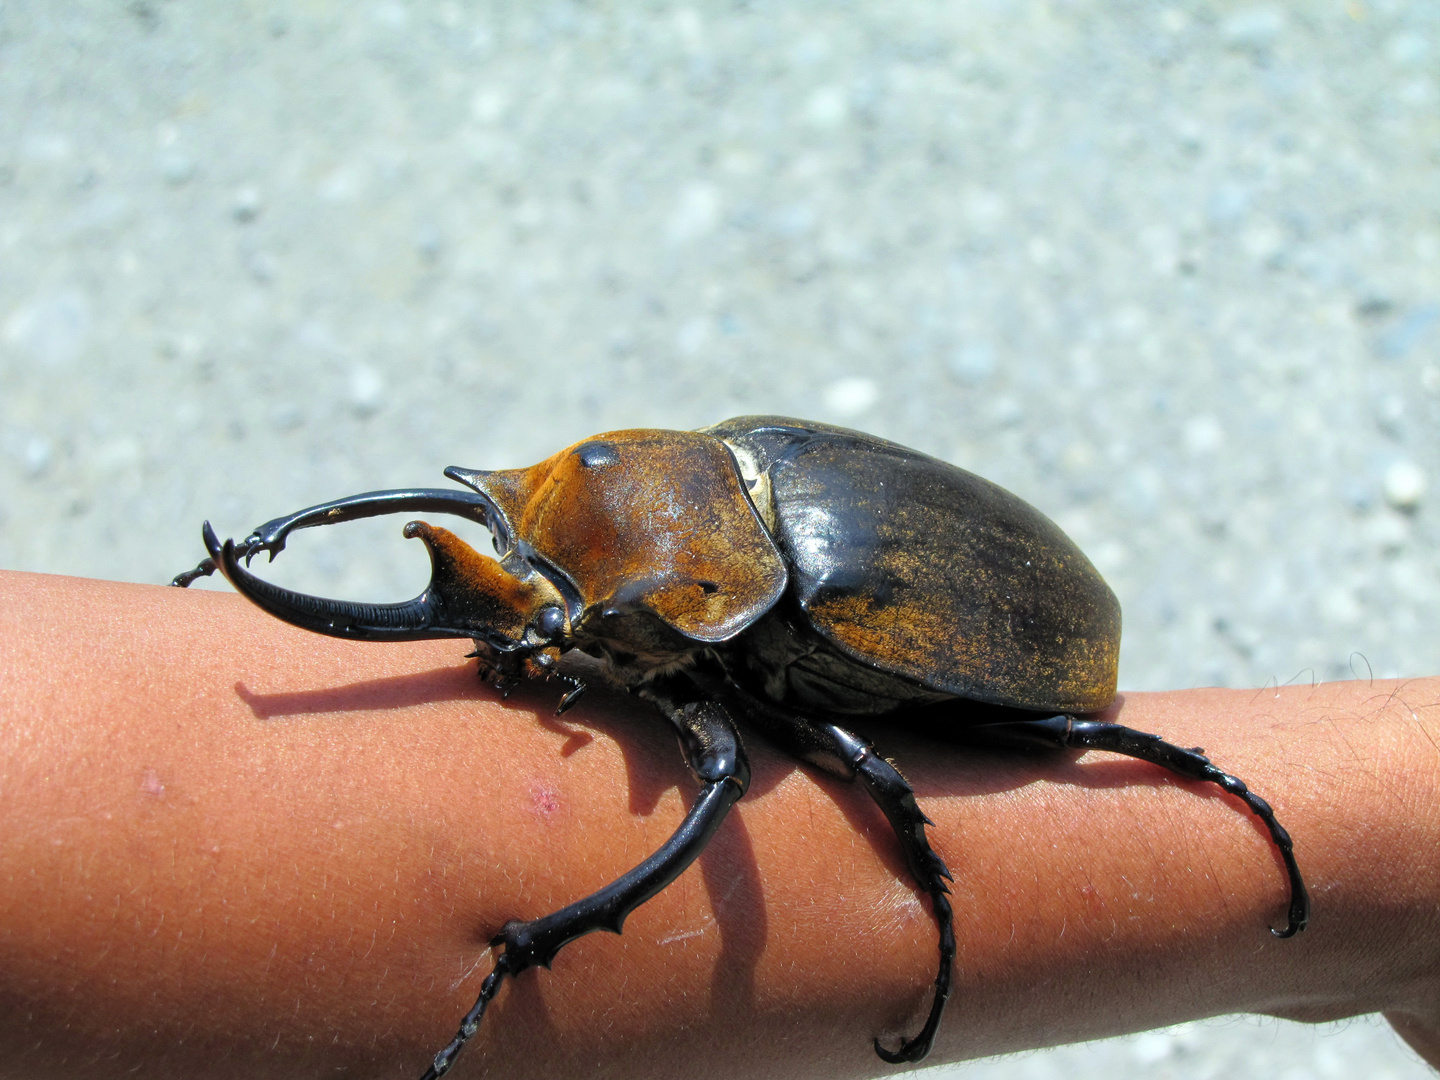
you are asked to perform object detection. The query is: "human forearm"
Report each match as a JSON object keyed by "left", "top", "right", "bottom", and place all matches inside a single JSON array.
[{"left": 1, "top": 570, "right": 1437, "bottom": 1078}]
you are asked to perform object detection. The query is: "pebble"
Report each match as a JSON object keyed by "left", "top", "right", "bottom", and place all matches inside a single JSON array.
[
  {"left": 159, "top": 153, "right": 196, "bottom": 185},
  {"left": 1387, "top": 32, "right": 1429, "bottom": 67},
  {"left": 1364, "top": 511, "right": 1410, "bottom": 553},
  {"left": 989, "top": 396, "right": 1023, "bottom": 428},
  {"left": 1183, "top": 415, "right": 1224, "bottom": 455},
  {"left": 349, "top": 365, "right": 386, "bottom": 417},
  {"left": 1221, "top": 7, "right": 1283, "bottom": 52},
  {"left": 22, "top": 436, "right": 52, "bottom": 478},
  {"left": 231, "top": 185, "right": 262, "bottom": 223},
  {"left": 3, "top": 289, "right": 90, "bottom": 367},
  {"left": 804, "top": 85, "right": 849, "bottom": 129},
  {"left": 1320, "top": 584, "right": 1364, "bottom": 627},
  {"left": 270, "top": 403, "right": 304, "bottom": 432},
  {"left": 676, "top": 317, "right": 707, "bottom": 356},
  {"left": 1383, "top": 459, "right": 1427, "bottom": 510},
  {"left": 667, "top": 183, "right": 720, "bottom": 244},
  {"left": 950, "top": 342, "right": 996, "bottom": 385},
  {"left": 821, "top": 376, "right": 878, "bottom": 419}
]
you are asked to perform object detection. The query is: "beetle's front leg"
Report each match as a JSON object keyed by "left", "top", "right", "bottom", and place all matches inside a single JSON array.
[
  {"left": 422, "top": 686, "right": 749, "bottom": 1079},
  {"left": 958, "top": 714, "right": 1309, "bottom": 938}
]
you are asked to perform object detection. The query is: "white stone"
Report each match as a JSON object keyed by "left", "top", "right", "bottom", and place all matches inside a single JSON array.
[
  {"left": 1183, "top": 415, "right": 1224, "bottom": 455},
  {"left": 804, "top": 86, "right": 849, "bottom": 129},
  {"left": 822, "top": 376, "right": 878, "bottom": 418},
  {"left": 666, "top": 184, "right": 720, "bottom": 244},
  {"left": 349, "top": 365, "right": 386, "bottom": 417},
  {"left": 1383, "top": 460, "right": 1427, "bottom": 510},
  {"left": 3, "top": 289, "right": 90, "bottom": 366}
]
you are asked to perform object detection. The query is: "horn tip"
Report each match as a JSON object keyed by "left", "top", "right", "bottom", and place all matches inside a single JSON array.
[
  {"left": 201, "top": 521, "right": 223, "bottom": 558},
  {"left": 444, "top": 465, "right": 484, "bottom": 489}
]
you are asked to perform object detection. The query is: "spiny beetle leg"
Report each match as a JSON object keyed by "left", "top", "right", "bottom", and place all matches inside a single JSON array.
[
  {"left": 422, "top": 693, "right": 749, "bottom": 1079},
  {"left": 963, "top": 715, "right": 1309, "bottom": 938},
  {"left": 555, "top": 673, "right": 587, "bottom": 714},
  {"left": 169, "top": 524, "right": 283, "bottom": 587},
  {"left": 817, "top": 722, "right": 955, "bottom": 1065},
  {"left": 421, "top": 959, "right": 511, "bottom": 1080},
  {"left": 728, "top": 691, "right": 954, "bottom": 1065},
  {"left": 170, "top": 556, "right": 216, "bottom": 588}
]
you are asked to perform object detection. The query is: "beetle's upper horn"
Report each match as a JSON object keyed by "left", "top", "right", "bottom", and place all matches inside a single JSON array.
[{"left": 233, "top": 487, "right": 505, "bottom": 560}]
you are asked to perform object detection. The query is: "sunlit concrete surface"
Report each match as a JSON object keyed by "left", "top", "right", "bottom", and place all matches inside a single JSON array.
[{"left": 928, "top": 1015, "right": 1428, "bottom": 1079}]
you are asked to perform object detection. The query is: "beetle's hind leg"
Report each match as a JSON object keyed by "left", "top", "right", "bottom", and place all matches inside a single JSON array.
[
  {"left": 420, "top": 690, "right": 749, "bottom": 1079},
  {"left": 962, "top": 715, "right": 1309, "bottom": 938}
]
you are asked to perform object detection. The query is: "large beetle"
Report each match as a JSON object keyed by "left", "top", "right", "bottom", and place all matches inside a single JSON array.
[{"left": 174, "top": 415, "right": 1308, "bottom": 1077}]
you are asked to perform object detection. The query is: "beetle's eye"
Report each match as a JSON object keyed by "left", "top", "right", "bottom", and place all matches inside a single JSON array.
[
  {"left": 574, "top": 441, "right": 620, "bottom": 469},
  {"left": 536, "top": 605, "right": 567, "bottom": 640}
]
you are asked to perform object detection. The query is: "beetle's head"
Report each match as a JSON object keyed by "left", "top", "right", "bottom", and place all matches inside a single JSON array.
[
  {"left": 191, "top": 425, "right": 787, "bottom": 691},
  {"left": 443, "top": 428, "right": 787, "bottom": 648}
]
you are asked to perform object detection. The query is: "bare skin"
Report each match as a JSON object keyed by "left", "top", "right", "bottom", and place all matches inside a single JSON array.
[{"left": 0, "top": 569, "right": 1437, "bottom": 1079}]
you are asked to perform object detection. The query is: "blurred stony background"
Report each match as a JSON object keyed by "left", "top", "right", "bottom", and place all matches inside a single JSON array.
[{"left": 1, "top": 1, "right": 1436, "bottom": 1076}]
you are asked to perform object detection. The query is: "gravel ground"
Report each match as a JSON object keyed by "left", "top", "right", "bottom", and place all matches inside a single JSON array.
[{"left": 1, "top": 2, "right": 1436, "bottom": 1076}]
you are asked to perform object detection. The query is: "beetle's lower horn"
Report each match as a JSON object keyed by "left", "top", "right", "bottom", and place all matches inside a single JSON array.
[{"left": 205, "top": 524, "right": 466, "bottom": 642}]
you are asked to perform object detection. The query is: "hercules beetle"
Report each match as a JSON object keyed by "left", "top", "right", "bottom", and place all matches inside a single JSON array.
[{"left": 173, "top": 415, "right": 1308, "bottom": 1077}]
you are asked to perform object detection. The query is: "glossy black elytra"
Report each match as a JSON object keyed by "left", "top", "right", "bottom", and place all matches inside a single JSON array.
[{"left": 173, "top": 415, "right": 1309, "bottom": 1076}]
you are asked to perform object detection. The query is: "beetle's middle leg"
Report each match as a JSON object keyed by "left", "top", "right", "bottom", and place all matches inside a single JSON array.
[
  {"left": 732, "top": 696, "right": 954, "bottom": 1065},
  {"left": 958, "top": 714, "right": 1309, "bottom": 938},
  {"left": 422, "top": 689, "right": 749, "bottom": 1080}
]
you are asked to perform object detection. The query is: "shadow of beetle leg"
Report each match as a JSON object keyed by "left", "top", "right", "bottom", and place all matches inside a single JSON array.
[
  {"left": 964, "top": 715, "right": 1309, "bottom": 939},
  {"left": 420, "top": 694, "right": 749, "bottom": 1080}
]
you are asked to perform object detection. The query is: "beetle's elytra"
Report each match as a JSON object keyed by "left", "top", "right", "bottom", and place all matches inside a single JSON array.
[{"left": 173, "top": 415, "right": 1308, "bottom": 1076}]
